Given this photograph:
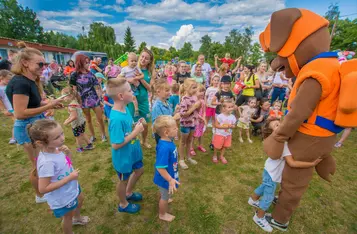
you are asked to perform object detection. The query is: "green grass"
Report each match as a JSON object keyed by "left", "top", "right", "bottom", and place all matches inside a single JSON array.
[{"left": 0, "top": 110, "right": 357, "bottom": 234}]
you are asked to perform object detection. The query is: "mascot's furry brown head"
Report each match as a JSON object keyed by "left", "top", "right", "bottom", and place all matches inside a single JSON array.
[{"left": 259, "top": 8, "right": 330, "bottom": 78}]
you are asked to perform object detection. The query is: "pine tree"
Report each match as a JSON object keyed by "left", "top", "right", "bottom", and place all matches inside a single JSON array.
[{"left": 123, "top": 27, "right": 136, "bottom": 53}]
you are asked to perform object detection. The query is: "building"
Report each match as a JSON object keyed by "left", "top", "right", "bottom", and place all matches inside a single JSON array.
[{"left": 0, "top": 37, "right": 77, "bottom": 65}]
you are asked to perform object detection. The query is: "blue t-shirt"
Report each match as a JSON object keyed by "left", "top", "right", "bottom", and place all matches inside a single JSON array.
[
  {"left": 153, "top": 139, "right": 179, "bottom": 190},
  {"left": 168, "top": 95, "right": 179, "bottom": 112},
  {"left": 151, "top": 99, "right": 173, "bottom": 124},
  {"left": 109, "top": 108, "right": 143, "bottom": 173}
]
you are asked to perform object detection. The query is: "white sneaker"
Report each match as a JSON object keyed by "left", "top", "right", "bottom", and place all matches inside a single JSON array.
[
  {"left": 179, "top": 160, "right": 189, "bottom": 169},
  {"left": 35, "top": 195, "right": 47, "bottom": 204},
  {"left": 248, "top": 197, "right": 259, "bottom": 208},
  {"left": 101, "top": 135, "right": 107, "bottom": 142},
  {"left": 239, "top": 137, "right": 244, "bottom": 143},
  {"left": 253, "top": 213, "right": 273, "bottom": 232},
  {"left": 187, "top": 158, "right": 197, "bottom": 165},
  {"left": 9, "top": 138, "right": 16, "bottom": 144},
  {"left": 248, "top": 139, "right": 253, "bottom": 144}
]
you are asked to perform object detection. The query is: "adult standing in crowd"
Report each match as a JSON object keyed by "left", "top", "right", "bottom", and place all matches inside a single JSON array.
[
  {"left": 41, "top": 63, "right": 54, "bottom": 95},
  {"left": 191, "top": 54, "right": 212, "bottom": 87},
  {"left": 270, "top": 71, "right": 288, "bottom": 104},
  {"left": 90, "top": 57, "right": 103, "bottom": 74},
  {"left": 70, "top": 54, "right": 106, "bottom": 142},
  {"left": 127, "top": 48, "right": 155, "bottom": 149},
  {"left": 63, "top": 59, "right": 75, "bottom": 77},
  {"left": 236, "top": 65, "right": 260, "bottom": 106},
  {"left": 6, "top": 42, "right": 64, "bottom": 203},
  {"left": 104, "top": 58, "right": 121, "bottom": 79},
  {"left": 175, "top": 60, "right": 191, "bottom": 84}
]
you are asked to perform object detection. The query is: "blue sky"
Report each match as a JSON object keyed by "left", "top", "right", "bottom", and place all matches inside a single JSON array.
[{"left": 18, "top": 0, "right": 357, "bottom": 50}]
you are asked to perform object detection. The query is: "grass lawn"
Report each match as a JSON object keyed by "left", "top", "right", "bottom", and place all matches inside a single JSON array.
[{"left": 0, "top": 109, "right": 357, "bottom": 234}]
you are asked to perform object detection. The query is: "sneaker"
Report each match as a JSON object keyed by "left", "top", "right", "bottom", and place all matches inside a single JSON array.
[
  {"left": 334, "top": 142, "right": 342, "bottom": 148},
  {"left": 239, "top": 137, "right": 244, "bottom": 143},
  {"left": 84, "top": 143, "right": 94, "bottom": 150},
  {"left": 90, "top": 136, "right": 96, "bottom": 143},
  {"left": 248, "top": 197, "right": 259, "bottom": 208},
  {"left": 101, "top": 135, "right": 107, "bottom": 142},
  {"left": 187, "top": 157, "right": 197, "bottom": 165},
  {"left": 179, "top": 160, "right": 189, "bottom": 169},
  {"left": 253, "top": 213, "right": 273, "bottom": 232},
  {"left": 209, "top": 143, "right": 214, "bottom": 151},
  {"left": 76, "top": 147, "right": 84, "bottom": 153},
  {"left": 190, "top": 148, "right": 196, "bottom": 156},
  {"left": 126, "top": 192, "right": 143, "bottom": 201},
  {"left": 118, "top": 203, "right": 141, "bottom": 214},
  {"left": 9, "top": 138, "right": 16, "bottom": 144},
  {"left": 248, "top": 139, "right": 253, "bottom": 144},
  {"left": 35, "top": 195, "right": 47, "bottom": 204},
  {"left": 197, "top": 146, "right": 206, "bottom": 152},
  {"left": 265, "top": 215, "right": 289, "bottom": 232},
  {"left": 272, "top": 196, "right": 278, "bottom": 205},
  {"left": 207, "top": 123, "right": 212, "bottom": 128}
]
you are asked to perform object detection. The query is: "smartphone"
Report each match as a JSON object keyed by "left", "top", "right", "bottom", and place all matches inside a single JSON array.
[{"left": 57, "top": 93, "right": 70, "bottom": 99}]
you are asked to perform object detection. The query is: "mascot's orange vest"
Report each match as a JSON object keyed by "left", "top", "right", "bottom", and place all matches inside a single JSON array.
[{"left": 288, "top": 55, "right": 357, "bottom": 137}]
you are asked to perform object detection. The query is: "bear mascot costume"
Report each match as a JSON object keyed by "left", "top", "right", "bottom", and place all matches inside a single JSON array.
[{"left": 259, "top": 8, "right": 357, "bottom": 231}]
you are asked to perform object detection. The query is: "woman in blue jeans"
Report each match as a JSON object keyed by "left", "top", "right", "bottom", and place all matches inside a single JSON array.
[
  {"left": 6, "top": 42, "right": 64, "bottom": 203},
  {"left": 270, "top": 71, "right": 288, "bottom": 104}
]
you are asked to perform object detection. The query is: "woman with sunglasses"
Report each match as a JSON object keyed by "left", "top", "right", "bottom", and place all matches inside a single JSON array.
[
  {"left": 70, "top": 54, "right": 107, "bottom": 142},
  {"left": 6, "top": 41, "right": 64, "bottom": 204}
]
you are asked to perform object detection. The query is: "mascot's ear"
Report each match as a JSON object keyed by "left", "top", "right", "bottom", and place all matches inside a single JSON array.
[{"left": 270, "top": 8, "right": 302, "bottom": 52}]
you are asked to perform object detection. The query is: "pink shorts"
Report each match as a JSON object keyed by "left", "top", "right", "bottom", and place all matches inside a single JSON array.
[
  {"left": 213, "top": 134, "right": 232, "bottom": 149},
  {"left": 206, "top": 107, "right": 216, "bottom": 117}
]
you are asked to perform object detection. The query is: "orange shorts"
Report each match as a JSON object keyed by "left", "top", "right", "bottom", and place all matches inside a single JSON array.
[{"left": 213, "top": 134, "right": 232, "bottom": 149}]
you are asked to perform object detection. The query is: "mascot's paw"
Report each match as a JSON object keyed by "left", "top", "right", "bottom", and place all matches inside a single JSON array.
[
  {"left": 263, "top": 133, "right": 284, "bottom": 160},
  {"left": 315, "top": 155, "right": 336, "bottom": 182}
]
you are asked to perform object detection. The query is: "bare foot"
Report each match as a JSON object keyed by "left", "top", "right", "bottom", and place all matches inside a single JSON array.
[
  {"left": 159, "top": 213, "right": 175, "bottom": 222},
  {"left": 168, "top": 198, "right": 173, "bottom": 204}
]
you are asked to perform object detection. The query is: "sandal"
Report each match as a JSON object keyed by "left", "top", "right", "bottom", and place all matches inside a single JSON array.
[
  {"left": 72, "top": 216, "right": 90, "bottom": 225},
  {"left": 212, "top": 156, "right": 218, "bottom": 164},
  {"left": 179, "top": 160, "right": 188, "bottom": 169},
  {"left": 197, "top": 146, "right": 207, "bottom": 153},
  {"left": 142, "top": 142, "right": 152, "bottom": 149},
  {"left": 190, "top": 148, "right": 196, "bottom": 156},
  {"left": 220, "top": 156, "right": 228, "bottom": 164}
]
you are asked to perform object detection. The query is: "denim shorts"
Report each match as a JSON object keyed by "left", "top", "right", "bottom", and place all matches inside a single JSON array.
[
  {"left": 158, "top": 186, "right": 171, "bottom": 201},
  {"left": 52, "top": 185, "right": 82, "bottom": 218},
  {"left": 180, "top": 126, "right": 195, "bottom": 134},
  {"left": 116, "top": 160, "right": 144, "bottom": 181},
  {"left": 14, "top": 114, "right": 44, "bottom": 145}
]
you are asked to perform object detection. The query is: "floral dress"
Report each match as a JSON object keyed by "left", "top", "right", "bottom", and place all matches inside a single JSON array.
[{"left": 70, "top": 72, "right": 101, "bottom": 108}]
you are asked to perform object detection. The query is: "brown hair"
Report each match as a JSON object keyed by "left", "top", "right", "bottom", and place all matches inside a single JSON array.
[
  {"left": 153, "top": 79, "right": 170, "bottom": 94},
  {"left": 0, "top": 70, "right": 13, "bottom": 80},
  {"left": 11, "top": 41, "right": 44, "bottom": 94},
  {"left": 171, "top": 83, "right": 180, "bottom": 93},
  {"left": 180, "top": 78, "right": 196, "bottom": 97},
  {"left": 27, "top": 119, "right": 59, "bottom": 147},
  {"left": 75, "top": 54, "right": 89, "bottom": 74},
  {"left": 138, "top": 48, "right": 155, "bottom": 76},
  {"left": 262, "top": 118, "right": 279, "bottom": 139}
]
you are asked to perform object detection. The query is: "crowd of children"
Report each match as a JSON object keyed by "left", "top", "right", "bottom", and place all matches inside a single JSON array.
[{"left": 1, "top": 47, "right": 353, "bottom": 233}]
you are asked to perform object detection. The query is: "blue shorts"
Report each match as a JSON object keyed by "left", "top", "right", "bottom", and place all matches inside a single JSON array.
[
  {"left": 14, "top": 114, "right": 44, "bottom": 145},
  {"left": 52, "top": 185, "right": 82, "bottom": 218},
  {"left": 116, "top": 160, "right": 144, "bottom": 181},
  {"left": 180, "top": 126, "right": 195, "bottom": 134}
]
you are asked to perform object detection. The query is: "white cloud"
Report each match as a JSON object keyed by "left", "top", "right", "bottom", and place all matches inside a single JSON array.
[
  {"left": 103, "top": 5, "right": 123, "bottom": 12},
  {"left": 38, "top": 9, "right": 111, "bottom": 18},
  {"left": 116, "top": 0, "right": 125, "bottom": 4}
]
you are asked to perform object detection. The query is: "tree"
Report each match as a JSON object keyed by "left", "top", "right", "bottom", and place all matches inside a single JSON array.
[
  {"left": 123, "top": 27, "right": 136, "bottom": 53},
  {"left": 87, "top": 22, "right": 116, "bottom": 52},
  {"left": 248, "top": 42, "right": 263, "bottom": 66},
  {"left": 138, "top": 42, "right": 147, "bottom": 53},
  {"left": 179, "top": 42, "right": 194, "bottom": 61},
  {"left": 0, "top": 0, "right": 45, "bottom": 42},
  {"left": 223, "top": 28, "right": 253, "bottom": 63},
  {"left": 43, "top": 31, "right": 79, "bottom": 49},
  {"left": 199, "top": 35, "right": 212, "bottom": 58},
  {"left": 169, "top": 46, "right": 179, "bottom": 58}
]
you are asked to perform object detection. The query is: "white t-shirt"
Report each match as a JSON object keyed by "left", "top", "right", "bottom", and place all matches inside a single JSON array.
[
  {"left": 205, "top": 86, "right": 219, "bottom": 108},
  {"left": 191, "top": 63, "right": 212, "bottom": 86},
  {"left": 272, "top": 72, "right": 288, "bottom": 85},
  {"left": 37, "top": 151, "right": 79, "bottom": 209},
  {"left": 215, "top": 113, "right": 237, "bottom": 137},
  {"left": 239, "top": 105, "right": 255, "bottom": 124},
  {"left": 120, "top": 66, "right": 142, "bottom": 80},
  {"left": 264, "top": 142, "right": 291, "bottom": 183},
  {"left": 0, "top": 86, "right": 13, "bottom": 111}
]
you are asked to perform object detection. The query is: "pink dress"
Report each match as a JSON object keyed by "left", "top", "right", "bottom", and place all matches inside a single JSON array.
[
  {"left": 166, "top": 70, "right": 174, "bottom": 85},
  {"left": 194, "top": 100, "right": 206, "bottom": 138}
]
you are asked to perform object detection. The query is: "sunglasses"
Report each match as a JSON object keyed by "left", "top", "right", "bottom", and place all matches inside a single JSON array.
[{"left": 37, "top": 62, "right": 45, "bottom": 68}]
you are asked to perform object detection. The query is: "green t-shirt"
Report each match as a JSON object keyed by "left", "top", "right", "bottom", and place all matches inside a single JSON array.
[
  {"left": 127, "top": 69, "right": 151, "bottom": 122},
  {"left": 242, "top": 74, "right": 258, "bottom": 97}
]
